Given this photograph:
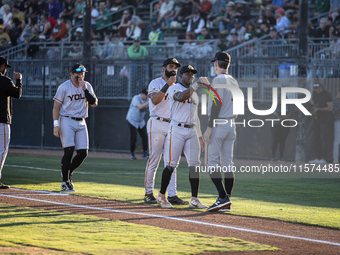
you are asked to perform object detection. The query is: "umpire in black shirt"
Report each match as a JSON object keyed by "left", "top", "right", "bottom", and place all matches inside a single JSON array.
[
  {"left": 0, "top": 56, "right": 22, "bottom": 189},
  {"left": 310, "top": 83, "right": 333, "bottom": 163}
]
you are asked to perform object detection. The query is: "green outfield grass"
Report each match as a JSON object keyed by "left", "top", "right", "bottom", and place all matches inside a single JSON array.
[
  {"left": 0, "top": 204, "right": 277, "bottom": 254},
  {"left": 2, "top": 154, "right": 340, "bottom": 229}
]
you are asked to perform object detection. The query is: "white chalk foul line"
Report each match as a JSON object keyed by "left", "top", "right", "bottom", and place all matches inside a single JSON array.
[
  {"left": 5, "top": 164, "right": 142, "bottom": 175},
  {"left": 0, "top": 192, "right": 339, "bottom": 247}
]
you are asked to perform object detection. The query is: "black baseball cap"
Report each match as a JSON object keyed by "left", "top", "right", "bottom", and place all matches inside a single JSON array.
[
  {"left": 210, "top": 51, "right": 230, "bottom": 62},
  {"left": 141, "top": 88, "right": 148, "bottom": 95},
  {"left": 163, "top": 57, "right": 181, "bottom": 67},
  {"left": 0, "top": 56, "right": 11, "bottom": 68},
  {"left": 180, "top": 64, "right": 198, "bottom": 74},
  {"left": 71, "top": 63, "right": 87, "bottom": 73}
]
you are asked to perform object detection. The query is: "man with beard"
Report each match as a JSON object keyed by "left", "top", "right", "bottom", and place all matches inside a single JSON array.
[
  {"left": 144, "top": 58, "right": 189, "bottom": 206},
  {"left": 0, "top": 57, "right": 23, "bottom": 189},
  {"left": 156, "top": 65, "right": 207, "bottom": 209}
]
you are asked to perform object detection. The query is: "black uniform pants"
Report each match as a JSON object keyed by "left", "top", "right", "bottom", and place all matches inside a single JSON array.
[{"left": 128, "top": 122, "right": 148, "bottom": 154}]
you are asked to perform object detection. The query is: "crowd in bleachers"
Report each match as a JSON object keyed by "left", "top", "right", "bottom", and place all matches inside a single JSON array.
[{"left": 0, "top": 0, "right": 339, "bottom": 60}]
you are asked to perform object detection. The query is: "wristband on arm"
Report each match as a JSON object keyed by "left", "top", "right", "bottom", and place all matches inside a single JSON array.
[
  {"left": 84, "top": 89, "right": 97, "bottom": 104},
  {"left": 160, "top": 83, "right": 169, "bottom": 93}
]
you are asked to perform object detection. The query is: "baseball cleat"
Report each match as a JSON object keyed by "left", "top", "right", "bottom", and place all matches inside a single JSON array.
[
  {"left": 189, "top": 197, "right": 208, "bottom": 209},
  {"left": 156, "top": 191, "right": 172, "bottom": 208},
  {"left": 207, "top": 196, "right": 232, "bottom": 212},
  {"left": 168, "top": 195, "right": 189, "bottom": 205},
  {"left": 0, "top": 183, "right": 10, "bottom": 189},
  {"left": 144, "top": 193, "right": 157, "bottom": 204},
  {"left": 142, "top": 151, "right": 149, "bottom": 159},
  {"left": 219, "top": 206, "right": 231, "bottom": 212},
  {"left": 130, "top": 155, "right": 137, "bottom": 160},
  {"left": 61, "top": 181, "right": 75, "bottom": 192}
]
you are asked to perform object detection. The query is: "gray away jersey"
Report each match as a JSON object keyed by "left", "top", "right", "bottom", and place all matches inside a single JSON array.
[
  {"left": 208, "top": 74, "right": 239, "bottom": 119},
  {"left": 148, "top": 77, "right": 170, "bottom": 118},
  {"left": 53, "top": 79, "right": 96, "bottom": 118}
]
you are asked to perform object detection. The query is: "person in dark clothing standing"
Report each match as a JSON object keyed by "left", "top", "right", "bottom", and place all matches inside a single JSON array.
[
  {"left": 310, "top": 83, "right": 333, "bottom": 163},
  {"left": 0, "top": 57, "right": 23, "bottom": 189}
]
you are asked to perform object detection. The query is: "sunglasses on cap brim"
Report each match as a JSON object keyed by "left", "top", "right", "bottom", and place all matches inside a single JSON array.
[
  {"left": 73, "top": 67, "right": 86, "bottom": 72},
  {"left": 313, "top": 84, "right": 320, "bottom": 87}
]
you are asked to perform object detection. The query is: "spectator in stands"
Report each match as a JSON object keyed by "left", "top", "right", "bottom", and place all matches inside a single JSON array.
[
  {"left": 314, "top": 0, "right": 330, "bottom": 17},
  {"left": 91, "top": 5, "right": 99, "bottom": 28},
  {"left": 194, "top": 0, "right": 212, "bottom": 21},
  {"left": 100, "top": 35, "right": 115, "bottom": 59},
  {"left": 62, "top": 20, "right": 72, "bottom": 41},
  {"left": 234, "top": 0, "right": 250, "bottom": 25},
  {"left": 199, "top": 26, "right": 214, "bottom": 39},
  {"left": 73, "top": 0, "right": 84, "bottom": 25},
  {"left": 287, "top": 10, "right": 298, "bottom": 30},
  {"left": 265, "top": 27, "right": 282, "bottom": 56},
  {"left": 38, "top": 12, "right": 52, "bottom": 38},
  {"left": 180, "top": 32, "right": 196, "bottom": 58},
  {"left": 329, "top": 19, "right": 340, "bottom": 36},
  {"left": 274, "top": 7, "right": 290, "bottom": 32},
  {"left": 262, "top": 7, "right": 276, "bottom": 26},
  {"left": 312, "top": 17, "right": 330, "bottom": 39},
  {"left": 9, "top": 18, "right": 22, "bottom": 45},
  {"left": 194, "top": 35, "right": 213, "bottom": 58},
  {"left": 2, "top": 4, "right": 12, "bottom": 25},
  {"left": 220, "top": 1, "right": 237, "bottom": 32},
  {"left": 329, "top": 0, "right": 340, "bottom": 21},
  {"left": 112, "top": 33, "right": 126, "bottom": 58},
  {"left": 309, "top": 83, "right": 333, "bottom": 164},
  {"left": 284, "top": 0, "right": 299, "bottom": 10},
  {"left": 118, "top": 10, "right": 132, "bottom": 38},
  {"left": 126, "top": 15, "right": 142, "bottom": 41},
  {"left": 186, "top": 9, "right": 205, "bottom": 35},
  {"left": 47, "top": 0, "right": 61, "bottom": 20},
  {"left": 228, "top": 18, "right": 245, "bottom": 41},
  {"left": 333, "top": 88, "right": 340, "bottom": 163},
  {"left": 34, "top": 0, "right": 48, "bottom": 18},
  {"left": 51, "top": 16, "right": 67, "bottom": 41},
  {"left": 267, "top": 0, "right": 285, "bottom": 9},
  {"left": 227, "top": 31, "right": 241, "bottom": 48},
  {"left": 138, "top": 20, "right": 152, "bottom": 41},
  {"left": 244, "top": 20, "right": 258, "bottom": 41},
  {"left": 19, "top": 30, "right": 31, "bottom": 45},
  {"left": 11, "top": 3, "right": 25, "bottom": 22},
  {"left": 258, "top": 19, "right": 270, "bottom": 38},
  {"left": 330, "top": 29, "right": 340, "bottom": 57},
  {"left": 71, "top": 26, "right": 83, "bottom": 41},
  {"left": 166, "top": 0, "right": 183, "bottom": 27},
  {"left": 96, "top": 2, "right": 112, "bottom": 33},
  {"left": 61, "top": 0, "right": 76, "bottom": 22},
  {"left": 26, "top": 0, "right": 39, "bottom": 19},
  {"left": 0, "top": 37, "right": 11, "bottom": 51},
  {"left": 0, "top": 25, "right": 11, "bottom": 44},
  {"left": 157, "top": 0, "right": 174, "bottom": 26},
  {"left": 207, "top": 0, "right": 226, "bottom": 28},
  {"left": 180, "top": 0, "right": 195, "bottom": 26},
  {"left": 128, "top": 36, "right": 148, "bottom": 59},
  {"left": 148, "top": 22, "right": 165, "bottom": 56}
]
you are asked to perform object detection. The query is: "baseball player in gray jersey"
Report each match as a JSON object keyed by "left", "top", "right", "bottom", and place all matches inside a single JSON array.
[
  {"left": 156, "top": 64, "right": 208, "bottom": 209},
  {"left": 204, "top": 52, "right": 236, "bottom": 212},
  {"left": 144, "top": 58, "right": 188, "bottom": 205},
  {"left": 53, "top": 63, "right": 98, "bottom": 192}
]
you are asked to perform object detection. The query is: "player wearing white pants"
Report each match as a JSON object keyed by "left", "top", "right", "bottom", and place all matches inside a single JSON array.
[
  {"left": 0, "top": 56, "right": 22, "bottom": 189},
  {"left": 53, "top": 63, "right": 98, "bottom": 192},
  {"left": 204, "top": 52, "right": 237, "bottom": 212},
  {"left": 144, "top": 57, "right": 188, "bottom": 205},
  {"left": 156, "top": 64, "right": 207, "bottom": 209}
]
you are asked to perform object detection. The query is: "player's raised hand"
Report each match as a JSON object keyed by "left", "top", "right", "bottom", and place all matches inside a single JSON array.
[
  {"left": 79, "top": 79, "right": 87, "bottom": 90},
  {"left": 198, "top": 77, "right": 210, "bottom": 86},
  {"left": 53, "top": 126, "right": 60, "bottom": 137},
  {"left": 13, "top": 71, "right": 22, "bottom": 80},
  {"left": 168, "top": 75, "right": 176, "bottom": 86}
]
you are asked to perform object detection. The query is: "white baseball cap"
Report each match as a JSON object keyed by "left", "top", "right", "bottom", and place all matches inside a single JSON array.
[
  {"left": 39, "top": 35, "right": 46, "bottom": 40},
  {"left": 76, "top": 27, "right": 83, "bottom": 33}
]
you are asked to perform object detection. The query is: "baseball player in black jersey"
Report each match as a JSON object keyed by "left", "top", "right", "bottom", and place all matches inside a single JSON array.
[
  {"left": 53, "top": 63, "right": 98, "bottom": 192},
  {"left": 0, "top": 56, "right": 22, "bottom": 189}
]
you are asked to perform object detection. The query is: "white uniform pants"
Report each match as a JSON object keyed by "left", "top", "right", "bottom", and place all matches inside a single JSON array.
[
  {"left": 60, "top": 116, "right": 89, "bottom": 149},
  {"left": 144, "top": 117, "right": 177, "bottom": 197},
  {"left": 0, "top": 123, "right": 10, "bottom": 179}
]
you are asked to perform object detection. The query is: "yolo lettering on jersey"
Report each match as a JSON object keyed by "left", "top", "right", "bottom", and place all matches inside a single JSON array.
[
  {"left": 148, "top": 77, "right": 170, "bottom": 118},
  {"left": 53, "top": 80, "right": 96, "bottom": 119}
]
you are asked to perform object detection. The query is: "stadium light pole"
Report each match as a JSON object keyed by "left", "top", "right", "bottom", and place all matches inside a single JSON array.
[{"left": 296, "top": 0, "right": 309, "bottom": 163}]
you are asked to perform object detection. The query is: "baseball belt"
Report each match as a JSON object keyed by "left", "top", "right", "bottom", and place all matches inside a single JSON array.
[{"left": 156, "top": 117, "right": 170, "bottom": 123}]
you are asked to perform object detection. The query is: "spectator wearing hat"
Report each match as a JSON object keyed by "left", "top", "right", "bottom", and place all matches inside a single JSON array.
[
  {"left": 228, "top": 18, "right": 245, "bottom": 42},
  {"left": 186, "top": 9, "right": 205, "bottom": 35},
  {"left": 1, "top": 4, "right": 12, "bottom": 25},
  {"left": 0, "top": 25, "right": 11, "bottom": 45},
  {"left": 51, "top": 16, "right": 67, "bottom": 41},
  {"left": 71, "top": 27, "right": 83, "bottom": 41},
  {"left": 207, "top": 0, "right": 226, "bottom": 28},
  {"left": 227, "top": 31, "right": 241, "bottom": 48},
  {"left": 264, "top": 27, "right": 282, "bottom": 56},
  {"left": 47, "top": 0, "right": 61, "bottom": 19},
  {"left": 157, "top": 0, "right": 174, "bottom": 26},
  {"left": 90, "top": 5, "right": 99, "bottom": 28},
  {"left": 11, "top": 4, "right": 25, "bottom": 22},
  {"left": 314, "top": 0, "right": 330, "bottom": 17},
  {"left": 234, "top": 0, "right": 250, "bottom": 25},
  {"left": 126, "top": 88, "right": 149, "bottom": 160},
  {"left": 118, "top": 9, "right": 132, "bottom": 38},
  {"left": 127, "top": 37, "right": 148, "bottom": 59},
  {"left": 149, "top": 22, "right": 165, "bottom": 46},
  {"left": 60, "top": 0, "right": 76, "bottom": 22},
  {"left": 274, "top": 7, "right": 290, "bottom": 31},
  {"left": 257, "top": 19, "right": 270, "bottom": 37},
  {"left": 220, "top": 1, "right": 237, "bottom": 32}
]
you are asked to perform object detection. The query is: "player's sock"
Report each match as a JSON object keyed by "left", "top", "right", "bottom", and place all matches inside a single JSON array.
[
  {"left": 70, "top": 149, "right": 88, "bottom": 174},
  {"left": 189, "top": 166, "right": 200, "bottom": 197},
  {"left": 61, "top": 147, "right": 74, "bottom": 181},
  {"left": 160, "top": 166, "right": 174, "bottom": 194},
  {"left": 224, "top": 171, "right": 235, "bottom": 196},
  {"left": 210, "top": 169, "right": 227, "bottom": 198}
]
